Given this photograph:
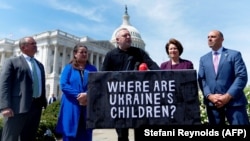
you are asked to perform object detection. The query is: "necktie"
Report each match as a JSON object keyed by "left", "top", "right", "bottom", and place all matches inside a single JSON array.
[
  {"left": 213, "top": 52, "right": 219, "bottom": 74},
  {"left": 30, "top": 58, "right": 39, "bottom": 98}
]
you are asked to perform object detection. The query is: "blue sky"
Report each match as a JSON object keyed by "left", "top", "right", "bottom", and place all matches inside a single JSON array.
[{"left": 1, "top": 0, "right": 250, "bottom": 85}]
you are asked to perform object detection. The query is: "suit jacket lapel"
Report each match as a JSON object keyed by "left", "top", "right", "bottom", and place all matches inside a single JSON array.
[
  {"left": 207, "top": 52, "right": 217, "bottom": 77},
  {"left": 217, "top": 48, "right": 228, "bottom": 75},
  {"left": 20, "top": 55, "right": 33, "bottom": 79}
]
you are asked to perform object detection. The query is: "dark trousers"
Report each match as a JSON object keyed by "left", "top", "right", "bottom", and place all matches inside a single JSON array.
[
  {"left": 206, "top": 105, "right": 250, "bottom": 125},
  {"left": 1, "top": 101, "right": 42, "bottom": 141},
  {"left": 134, "top": 128, "right": 143, "bottom": 141},
  {"left": 116, "top": 128, "right": 129, "bottom": 141},
  {"left": 134, "top": 125, "right": 162, "bottom": 141},
  {"left": 134, "top": 126, "right": 149, "bottom": 141},
  {"left": 115, "top": 127, "right": 150, "bottom": 141}
]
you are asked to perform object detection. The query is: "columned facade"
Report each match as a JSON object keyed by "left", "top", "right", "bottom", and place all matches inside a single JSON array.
[
  {"left": 0, "top": 6, "right": 143, "bottom": 101},
  {"left": 0, "top": 30, "right": 115, "bottom": 99}
]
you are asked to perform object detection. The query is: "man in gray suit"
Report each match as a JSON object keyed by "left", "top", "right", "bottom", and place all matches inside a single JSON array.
[
  {"left": 0, "top": 36, "right": 47, "bottom": 141},
  {"left": 198, "top": 30, "right": 249, "bottom": 125}
]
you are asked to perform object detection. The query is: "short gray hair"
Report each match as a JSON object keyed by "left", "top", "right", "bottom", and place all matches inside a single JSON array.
[{"left": 115, "top": 28, "right": 129, "bottom": 38}]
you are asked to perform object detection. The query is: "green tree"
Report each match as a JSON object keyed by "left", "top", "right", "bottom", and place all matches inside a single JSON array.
[{"left": 36, "top": 100, "right": 61, "bottom": 141}]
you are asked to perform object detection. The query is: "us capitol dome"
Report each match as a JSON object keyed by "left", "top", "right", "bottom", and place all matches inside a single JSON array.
[{"left": 110, "top": 5, "right": 145, "bottom": 50}]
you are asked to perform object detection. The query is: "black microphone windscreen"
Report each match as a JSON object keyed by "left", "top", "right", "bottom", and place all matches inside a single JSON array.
[
  {"left": 125, "top": 56, "right": 134, "bottom": 70},
  {"left": 128, "top": 56, "right": 133, "bottom": 61},
  {"left": 134, "top": 62, "right": 140, "bottom": 70}
]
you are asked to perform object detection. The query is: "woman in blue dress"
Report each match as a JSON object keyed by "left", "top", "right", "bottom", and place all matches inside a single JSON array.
[{"left": 56, "top": 44, "right": 97, "bottom": 141}]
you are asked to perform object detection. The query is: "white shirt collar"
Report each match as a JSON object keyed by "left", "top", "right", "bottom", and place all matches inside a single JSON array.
[{"left": 212, "top": 47, "right": 223, "bottom": 55}]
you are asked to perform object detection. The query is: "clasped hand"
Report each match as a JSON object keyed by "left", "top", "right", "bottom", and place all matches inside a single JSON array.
[
  {"left": 77, "top": 92, "right": 87, "bottom": 106},
  {"left": 208, "top": 93, "right": 232, "bottom": 108}
]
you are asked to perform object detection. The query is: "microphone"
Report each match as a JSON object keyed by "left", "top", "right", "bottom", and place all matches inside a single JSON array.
[
  {"left": 134, "top": 62, "right": 140, "bottom": 70},
  {"left": 125, "top": 56, "right": 133, "bottom": 70},
  {"left": 139, "top": 63, "right": 148, "bottom": 71}
]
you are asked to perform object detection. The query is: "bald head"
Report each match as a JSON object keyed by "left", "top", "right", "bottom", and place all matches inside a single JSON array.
[{"left": 207, "top": 30, "right": 224, "bottom": 51}]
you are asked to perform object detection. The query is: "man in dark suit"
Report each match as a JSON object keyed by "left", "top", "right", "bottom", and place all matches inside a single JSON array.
[
  {"left": 198, "top": 30, "right": 249, "bottom": 125},
  {"left": 0, "top": 36, "right": 47, "bottom": 141},
  {"left": 48, "top": 94, "right": 56, "bottom": 104}
]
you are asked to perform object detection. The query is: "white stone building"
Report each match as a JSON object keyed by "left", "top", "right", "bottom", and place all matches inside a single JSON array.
[{"left": 0, "top": 6, "right": 145, "bottom": 100}]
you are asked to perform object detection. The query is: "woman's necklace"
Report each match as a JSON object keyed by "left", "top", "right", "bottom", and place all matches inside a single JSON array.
[
  {"left": 78, "top": 63, "right": 85, "bottom": 70},
  {"left": 79, "top": 66, "right": 84, "bottom": 69}
]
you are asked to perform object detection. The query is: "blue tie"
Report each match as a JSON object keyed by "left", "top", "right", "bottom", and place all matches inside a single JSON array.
[{"left": 30, "top": 58, "right": 39, "bottom": 98}]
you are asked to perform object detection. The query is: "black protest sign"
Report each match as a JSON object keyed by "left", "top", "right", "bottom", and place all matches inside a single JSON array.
[{"left": 87, "top": 70, "right": 201, "bottom": 128}]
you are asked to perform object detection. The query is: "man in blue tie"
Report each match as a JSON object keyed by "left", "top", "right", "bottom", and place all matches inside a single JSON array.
[
  {"left": 198, "top": 30, "right": 249, "bottom": 125},
  {"left": 0, "top": 36, "right": 47, "bottom": 141}
]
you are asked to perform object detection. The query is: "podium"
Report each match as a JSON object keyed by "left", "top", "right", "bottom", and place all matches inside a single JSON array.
[{"left": 87, "top": 70, "right": 201, "bottom": 128}]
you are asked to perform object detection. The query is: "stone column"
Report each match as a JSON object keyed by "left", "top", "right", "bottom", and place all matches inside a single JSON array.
[
  {"left": 62, "top": 46, "right": 67, "bottom": 72},
  {"left": 43, "top": 45, "right": 49, "bottom": 74},
  {"left": 0, "top": 52, "right": 5, "bottom": 66},
  {"left": 96, "top": 53, "right": 100, "bottom": 70},
  {"left": 70, "top": 48, "right": 73, "bottom": 61},
  {"left": 53, "top": 45, "right": 59, "bottom": 75},
  {"left": 89, "top": 51, "right": 94, "bottom": 65}
]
